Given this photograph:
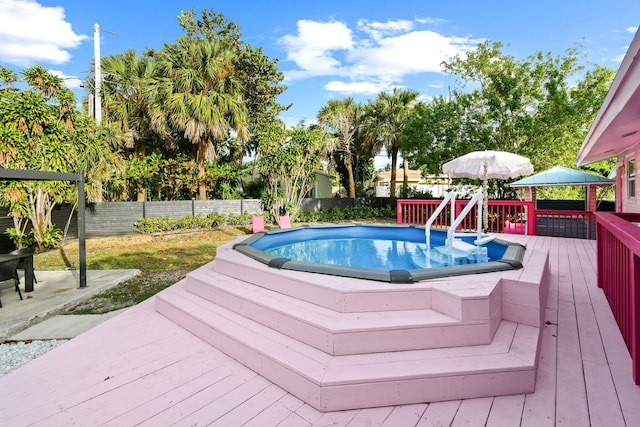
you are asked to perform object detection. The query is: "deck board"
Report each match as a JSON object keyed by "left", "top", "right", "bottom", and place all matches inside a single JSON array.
[
  {"left": 519, "top": 237, "right": 561, "bottom": 427},
  {"left": 380, "top": 404, "right": 428, "bottom": 426},
  {"left": 416, "top": 400, "right": 461, "bottom": 426},
  {"left": 554, "top": 239, "right": 590, "bottom": 427},
  {"left": 571, "top": 238, "right": 626, "bottom": 426},
  {"left": 485, "top": 394, "right": 524, "bottom": 427},
  {"left": 279, "top": 412, "right": 313, "bottom": 427},
  {"left": 0, "top": 235, "right": 638, "bottom": 426},
  {"left": 209, "top": 383, "right": 289, "bottom": 426},
  {"left": 450, "top": 397, "right": 492, "bottom": 426},
  {"left": 243, "top": 394, "right": 306, "bottom": 427},
  {"left": 345, "top": 406, "right": 395, "bottom": 426}
]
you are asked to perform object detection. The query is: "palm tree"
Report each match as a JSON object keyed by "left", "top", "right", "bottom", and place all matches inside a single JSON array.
[
  {"left": 101, "top": 49, "right": 159, "bottom": 201},
  {"left": 154, "top": 37, "right": 249, "bottom": 200},
  {"left": 317, "top": 98, "right": 363, "bottom": 198},
  {"left": 365, "top": 88, "right": 420, "bottom": 198}
]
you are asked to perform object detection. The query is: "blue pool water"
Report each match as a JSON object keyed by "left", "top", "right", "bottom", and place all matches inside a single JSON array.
[
  {"left": 236, "top": 224, "right": 523, "bottom": 283},
  {"left": 264, "top": 237, "right": 427, "bottom": 270},
  {"left": 249, "top": 225, "right": 505, "bottom": 270}
]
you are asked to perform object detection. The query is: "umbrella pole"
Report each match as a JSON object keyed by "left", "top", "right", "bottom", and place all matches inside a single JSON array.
[{"left": 483, "top": 164, "right": 488, "bottom": 233}]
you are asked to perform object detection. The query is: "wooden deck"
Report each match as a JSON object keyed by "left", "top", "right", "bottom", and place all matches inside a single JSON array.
[{"left": 0, "top": 235, "right": 639, "bottom": 426}]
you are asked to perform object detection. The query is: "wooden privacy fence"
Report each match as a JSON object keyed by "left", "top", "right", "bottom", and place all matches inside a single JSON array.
[
  {"left": 397, "top": 199, "right": 597, "bottom": 239},
  {"left": 595, "top": 212, "right": 640, "bottom": 385}
]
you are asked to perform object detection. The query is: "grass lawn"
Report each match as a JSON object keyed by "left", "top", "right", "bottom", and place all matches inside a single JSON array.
[
  {"left": 34, "top": 226, "right": 249, "bottom": 314},
  {"left": 32, "top": 218, "right": 395, "bottom": 314}
]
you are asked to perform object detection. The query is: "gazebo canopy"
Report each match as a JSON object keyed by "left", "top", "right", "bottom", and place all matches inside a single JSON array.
[{"left": 510, "top": 166, "right": 614, "bottom": 188}]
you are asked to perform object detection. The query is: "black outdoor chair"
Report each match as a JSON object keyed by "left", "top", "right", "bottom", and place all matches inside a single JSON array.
[
  {"left": 0, "top": 258, "right": 22, "bottom": 308},
  {"left": 10, "top": 247, "right": 37, "bottom": 284}
]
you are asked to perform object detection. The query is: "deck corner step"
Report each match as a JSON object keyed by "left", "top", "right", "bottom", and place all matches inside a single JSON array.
[{"left": 154, "top": 283, "right": 541, "bottom": 412}]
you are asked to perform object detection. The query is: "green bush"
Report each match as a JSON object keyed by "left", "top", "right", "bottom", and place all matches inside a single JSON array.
[
  {"left": 134, "top": 212, "right": 254, "bottom": 234},
  {"left": 133, "top": 216, "right": 178, "bottom": 233},
  {"left": 206, "top": 212, "right": 229, "bottom": 227},
  {"left": 293, "top": 205, "right": 395, "bottom": 224},
  {"left": 133, "top": 205, "right": 396, "bottom": 234},
  {"left": 225, "top": 212, "right": 252, "bottom": 226}
]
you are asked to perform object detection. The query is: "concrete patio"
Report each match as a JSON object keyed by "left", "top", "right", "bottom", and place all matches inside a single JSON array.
[{"left": 0, "top": 268, "right": 140, "bottom": 342}]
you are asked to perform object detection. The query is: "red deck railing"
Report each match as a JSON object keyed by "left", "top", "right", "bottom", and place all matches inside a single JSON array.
[
  {"left": 595, "top": 212, "right": 640, "bottom": 385},
  {"left": 397, "top": 199, "right": 597, "bottom": 239},
  {"left": 397, "top": 199, "right": 535, "bottom": 234},
  {"left": 535, "top": 210, "right": 596, "bottom": 240},
  {"left": 397, "top": 200, "right": 638, "bottom": 384}
]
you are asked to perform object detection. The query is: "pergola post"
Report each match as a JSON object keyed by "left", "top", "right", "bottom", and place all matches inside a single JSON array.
[
  {"left": 587, "top": 184, "right": 598, "bottom": 212},
  {"left": 0, "top": 168, "right": 87, "bottom": 289},
  {"left": 524, "top": 186, "right": 536, "bottom": 205},
  {"left": 78, "top": 177, "right": 87, "bottom": 288}
]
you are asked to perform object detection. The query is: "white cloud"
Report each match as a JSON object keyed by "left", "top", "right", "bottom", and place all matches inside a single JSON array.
[
  {"left": 626, "top": 26, "right": 639, "bottom": 34},
  {"left": 279, "top": 17, "right": 480, "bottom": 96},
  {"left": 324, "top": 80, "right": 387, "bottom": 95},
  {"left": 416, "top": 17, "right": 448, "bottom": 26},
  {"left": 348, "top": 31, "right": 478, "bottom": 79},
  {"left": 357, "top": 19, "right": 414, "bottom": 41},
  {"left": 280, "top": 20, "right": 353, "bottom": 79},
  {"left": 0, "top": 0, "right": 88, "bottom": 66}
]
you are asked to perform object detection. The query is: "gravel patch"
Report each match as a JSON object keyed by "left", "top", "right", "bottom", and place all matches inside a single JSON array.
[{"left": 0, "top": 340, "right": 68, "bottom": 376}]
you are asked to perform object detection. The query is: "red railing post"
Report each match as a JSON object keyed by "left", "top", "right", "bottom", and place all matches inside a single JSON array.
[
  {"left": 595, "top": 212, "right": 640, "bottom": 385},
  {"left": 632, "top": 252, "right": 640, "bottom": 384},
  {"left": 527, "top": 201, "right": 537, "bottom": 235}
]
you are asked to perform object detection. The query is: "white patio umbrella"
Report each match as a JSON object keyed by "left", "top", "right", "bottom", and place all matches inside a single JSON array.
[{"left": 442, "top": 150, "right": 534, "bottom": 231}]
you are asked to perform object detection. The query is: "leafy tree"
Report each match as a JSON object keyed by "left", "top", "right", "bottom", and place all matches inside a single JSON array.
[
  {"left": 153, "top": 36, "right": 249, "bottom": 200},
  {"left": 364, "top": 88, "right": 420, "bottom": 197},
  {"left": 92, "top": 8, "right": 286, "bottom": 202},
  {"left": 0, "top": 65, "right": 122, "bottom": 249},
  {"left": 176, "top": 7, "right": 288, "bottom": 157},
  {"left": 255, "top": 122, "right": 334, "bottom": 222},
  {"left": 317, "top": 98, "right": 363, "bottom": 198},
  {"left": 100, "top": 49, "right": 164, "bottom": 201},
  {"left": 403, "top": 93, "right": 486, "bottom": 174},
  {"left": 403, "top": 41, "right": 615, "bottom": 198}
]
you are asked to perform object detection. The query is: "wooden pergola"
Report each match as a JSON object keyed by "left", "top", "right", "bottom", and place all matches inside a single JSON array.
[{"left": 0, "top": 168, "right": 86, "bottom": 288}]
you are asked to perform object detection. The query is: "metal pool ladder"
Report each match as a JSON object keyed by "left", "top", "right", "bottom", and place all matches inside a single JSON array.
[{"left": 425, "top": 190, "right": 494, "bottom": 252}]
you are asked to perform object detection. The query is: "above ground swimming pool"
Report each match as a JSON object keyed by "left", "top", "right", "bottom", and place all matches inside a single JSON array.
[{"left": 234, "top": 224, "right": 525, "bottom": 283}]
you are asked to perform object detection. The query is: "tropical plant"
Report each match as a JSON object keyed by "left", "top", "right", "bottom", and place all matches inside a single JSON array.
[
  {"left": 364, "top": 88, "right": 420, "bottom": 197},
  {"left": 177, "top": 8, "right": 288, "bottom": 138},
  {"left": 317, "top": 98, "right": 363, "bottom": 198},
  {"left": 403, "top": 41, "right": 616, "bottom": 195},
  {"left": 0, "top": 65, "right": 121, "bottom": 250},
  {"left": 152, "top": 36, "right": 249, "bottom": 200},
  {"left": 100, "top": 49, "right": 163, "bottom": 201},
  {"left": 255, "top": 122, "right": 334, "bottom": 222}
]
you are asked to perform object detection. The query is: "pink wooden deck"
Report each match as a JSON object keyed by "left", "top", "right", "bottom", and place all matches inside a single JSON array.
[{"left": 1, "top": 235, "right": 639, "bottom": 426}]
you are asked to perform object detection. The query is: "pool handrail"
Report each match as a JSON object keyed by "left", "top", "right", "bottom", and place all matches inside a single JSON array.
[
  {"left": 446, "top": 190, "right": 485, "bottom": 247},
  {"left": 425, "top": 191, "right": 456, "bottom": 248}
]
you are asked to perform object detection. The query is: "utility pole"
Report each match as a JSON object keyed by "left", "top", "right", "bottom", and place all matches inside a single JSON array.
[{"left": 93, "top": 23, "right": 102, "bottom": 125}]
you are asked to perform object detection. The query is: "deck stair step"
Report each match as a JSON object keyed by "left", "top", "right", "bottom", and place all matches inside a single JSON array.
[
  {"left": 183, "top": 268, "right": 495, "bottom": 355},
  {"left": 409, "top": 250, "right": 447, "bottom": 268},
  {"left": 434, "top": 241, "right": 485, "bottom": 265},
  {"left": 154, "top": 281, "right": 540, "bottom": 412},
  {"left": 211, "top": 246, "right": 443, "bottom": 313}
]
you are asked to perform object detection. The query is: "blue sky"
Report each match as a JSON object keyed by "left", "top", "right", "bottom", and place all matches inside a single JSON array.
[{"left": 0, "top": 0, "right": 638, "bottom": 167}]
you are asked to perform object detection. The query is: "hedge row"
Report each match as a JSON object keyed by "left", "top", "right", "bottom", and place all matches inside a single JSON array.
[{"left": 133, "top": 206, "right": 396, "bottom": 234}]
